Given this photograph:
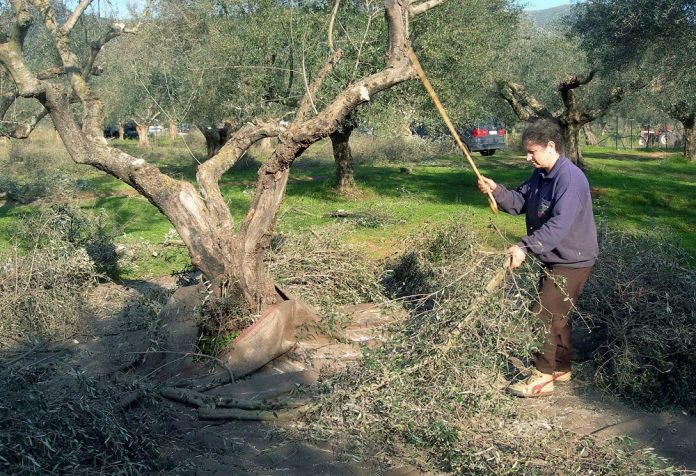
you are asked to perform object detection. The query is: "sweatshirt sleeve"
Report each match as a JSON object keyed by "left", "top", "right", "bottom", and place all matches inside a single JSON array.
[
  {"left": 492, "top": 179, "right": 532, "bottom": 216},
  {"left": 519, "top": 179, "right": 581, "bottom": 256}
]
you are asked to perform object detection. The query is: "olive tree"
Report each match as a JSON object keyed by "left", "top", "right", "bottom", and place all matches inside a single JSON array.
[
  {"left": 571, "top": 0, "right": 696, "bottom": 160},
  {"left": 495, "top": 25, "right": 625, "bottom": 165},
  {"left": 0, "top": 0, "right": 447, "bottom": 357}
]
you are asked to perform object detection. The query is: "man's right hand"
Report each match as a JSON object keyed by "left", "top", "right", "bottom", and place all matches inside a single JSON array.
[{"left": 477, "top": 176, "right": 497, "bottom": 194}]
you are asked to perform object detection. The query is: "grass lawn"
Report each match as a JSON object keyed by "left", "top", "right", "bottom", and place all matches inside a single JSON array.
[{"left": 1, "top": 135, "right": 693, "bottom": 279}]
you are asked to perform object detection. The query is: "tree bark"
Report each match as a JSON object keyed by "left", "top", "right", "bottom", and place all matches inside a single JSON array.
[
  {"left": 259, "top": 137, "right": 272, "bottom": 149},
  {"left": 683, "top": 116, "right": 696, "bottom": 161},
  {"left": 331, "top": 119, "right": 356, "bottom": 192},
  {"left": 561, "top": 121, "right": 583, "bottom": 167},
  {"left": 136, "top": 124, "right": 149, "bottom": 147},
  {"left": 168, "top": 121, "right": 177, "bottom": 139},
  {"left": 582, "top": 124, "right": 597, "bottom": 145}
]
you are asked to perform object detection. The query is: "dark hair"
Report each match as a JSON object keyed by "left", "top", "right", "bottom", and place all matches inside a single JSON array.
[{"left": 521, "top": 119, "right": 564, "bottom": 154}]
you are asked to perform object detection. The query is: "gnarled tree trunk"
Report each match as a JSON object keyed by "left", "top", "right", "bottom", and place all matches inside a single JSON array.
[
  {"left": 331, "top": 118, "right": 356, "bottom": 192},
  {"left": 0, "top": 0, "right": 443, "bottom": 369},
  {"left": 168, "top": 121, "right": 177, "bottom": 139},
  {"left": 136, "top": 124, "right": 149, "bottom": 147},
  {"left": 498, "top": 73, "right": 623, "bottom": 167},
  {"left": 199, "top": 122, "right": 235, "bottom": 159}
]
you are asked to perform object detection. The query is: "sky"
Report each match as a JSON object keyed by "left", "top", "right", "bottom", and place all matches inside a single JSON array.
[
  {"left": 108, "top": 0, "right": 573, "bottom": 16},
  {"left": 523, "top": 0, "right": 572, "bottom": 10}
]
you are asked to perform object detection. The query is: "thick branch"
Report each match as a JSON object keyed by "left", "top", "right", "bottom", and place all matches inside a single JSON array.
[
  {"left": 196, "top": 121, "right": 283, "bottom": 234},
  {"left": 61, "top": 0, "right": 94, "bottom": 35},
  {"left": 295, "top": 49, "right": 345, "bottom": 123},
  {"left": 31, "top": 0, "right": 104, "bottom": 136},
  {"left": 410, "top": 0, "right": 447, "bottom": 16},
  {"left": 9, "top": 0, "right": 34, "bottom": 50},
  {"left": 505, "top": 81, "right": 551, "bottom": 117},
  {"left": 498, "top": 82, "right": 534, "bottom": 121},
  {"left": 560, "top": 71, "right": 596, "bottom": 91}
]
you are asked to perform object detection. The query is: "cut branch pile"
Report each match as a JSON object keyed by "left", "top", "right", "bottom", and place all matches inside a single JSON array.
[
  {"left": 298, "top": 221, "right": 676, "bottom": 474},
  {"left": 580, "top": 227, "right": 696, "bottom": 413}
]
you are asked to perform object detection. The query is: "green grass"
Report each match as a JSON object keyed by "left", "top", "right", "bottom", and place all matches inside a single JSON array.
[{"left": 1, "top": 137, "right": 693, "bottom": 278}]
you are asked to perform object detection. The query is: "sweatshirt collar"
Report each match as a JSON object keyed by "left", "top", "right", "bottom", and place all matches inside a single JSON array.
[{"left": 541, "top": 155, "right": 567, "bottom": 179}]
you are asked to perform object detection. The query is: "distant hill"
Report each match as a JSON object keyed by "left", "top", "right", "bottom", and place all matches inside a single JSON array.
[{"left": 526, "top": 4, "right": 574, "bottom": 28}]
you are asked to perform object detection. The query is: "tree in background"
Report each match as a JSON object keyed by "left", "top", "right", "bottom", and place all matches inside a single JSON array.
[
  {"left": 571, "top": 0, "right": 696, "bottom": 160},
  {"left": 326, "top": 0, "right": 521, "bottom": 192},
  {"left": 495, "top": 26, "right": 624, "bottom": 165}
]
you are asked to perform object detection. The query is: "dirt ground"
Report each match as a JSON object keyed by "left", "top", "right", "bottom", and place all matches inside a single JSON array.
[{"left": 3, "top": 279, "right": 694, "bottom": 474}]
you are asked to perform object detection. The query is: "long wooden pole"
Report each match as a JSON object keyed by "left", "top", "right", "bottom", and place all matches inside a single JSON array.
[{"left": 407, "top": 48, "right": 498, "bottom": 214}]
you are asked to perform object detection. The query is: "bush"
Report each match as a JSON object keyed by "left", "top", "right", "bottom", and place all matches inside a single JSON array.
[
  {"left": 14, "top": 203, "right": 119, "bottom": 276},
  {"left": 580, "top": 228, "right": 696, "bottom": 412},
  {"left": 0, "top": 137, "right": 75, "bottom": 203},
  {"left": 0, "top": 204, "right": 116, "bottom": 345}
]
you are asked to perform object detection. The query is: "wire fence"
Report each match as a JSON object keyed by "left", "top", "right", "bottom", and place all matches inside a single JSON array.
[{"left": 585, "top": 117, "right": 684, "bottom": 151}]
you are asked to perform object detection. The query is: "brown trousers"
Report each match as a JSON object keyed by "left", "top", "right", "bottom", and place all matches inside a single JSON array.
[{"left": 532, "top": 266, "right": 592, "bottom": 374}]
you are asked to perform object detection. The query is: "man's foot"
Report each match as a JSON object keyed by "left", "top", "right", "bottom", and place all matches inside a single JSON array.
[
  {"left": 508, "top": 369, "right": 554, "bottom": 397},
  {"left": 553, "top": 370, "right": 572, "bottom": 383}
]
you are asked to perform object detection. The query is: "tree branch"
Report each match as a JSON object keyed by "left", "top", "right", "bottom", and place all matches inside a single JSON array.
[
  {"left": 328, "top": 0, "right": 340, "bottom": 52},
  {"left": 0, "top": 108, "right": 49, "bottom": 138},
  {"left": 498, "top": 82, "right": 531, "bottom": 120},
  {"left": 83, "top": 22, "right": 138, "bottom": 78},
  {"left": 9, "top": 0, "right": 34, "bottom": 50},
  {"left": 559, "top": 71, "right": 596, "bottom": 91},
  {"left": 295, "top": 49, "right": 345, "bottom": 123},
  {"left": 61, "top": 0, "right": 94, "bottom": 35},
  {"left": 410, "top": 0, "right": 447, "bottom": 16},
  {"left": 196, "top": 121, "right": 283, "bottom": 233}
]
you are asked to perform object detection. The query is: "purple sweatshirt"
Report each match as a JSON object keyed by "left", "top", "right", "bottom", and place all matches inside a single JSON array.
[{"left": 492, "top": 156, "right": 598, "bottom": 268}]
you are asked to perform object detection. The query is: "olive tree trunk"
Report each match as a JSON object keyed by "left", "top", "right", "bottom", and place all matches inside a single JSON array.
[
  {"left": 498, "top": 73, "right": 623, "bottom": 167},
  {"left": 330, "top": 121, "right": 356, "bottom": 192},
  {"left": 136, "top": 124, "right": 149, "bottom": 147}
]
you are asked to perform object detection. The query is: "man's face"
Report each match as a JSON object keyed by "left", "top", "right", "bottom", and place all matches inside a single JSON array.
[{"left": 523, "top": 140, "right": 556, "bottom": 170}]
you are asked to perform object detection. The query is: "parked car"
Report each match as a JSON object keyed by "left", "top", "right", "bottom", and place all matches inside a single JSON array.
[
  {"left": 457, "top": 121, "right": 506, "bottom": 156},
  {"left": 103, "top": 125, "right": 119, "bottom": 139},
  {"left": 123, "top": 121, "right": 138, "bottom": 139},
  {"left": 148, "top": 120, "right": 163, "bottom": 135}
]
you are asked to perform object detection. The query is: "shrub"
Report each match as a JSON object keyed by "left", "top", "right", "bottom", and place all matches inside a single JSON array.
[
  {"left": 0, "top": 204, "right": 117, "bottom": 345},
  {"left": 13, "top": 203, "right": 119, "bottom": 277}
]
